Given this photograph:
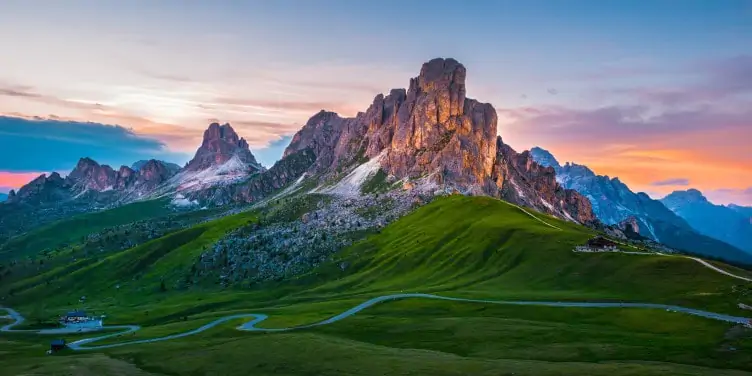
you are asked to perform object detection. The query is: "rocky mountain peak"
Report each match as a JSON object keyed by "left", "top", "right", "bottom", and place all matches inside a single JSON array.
[
  {"left": 67, "top": 157, "right": 117, "bottom": 191},
  {"left": 185, "top": 122, "right": 260, "bottom": 172},
  {"left": 131, "top": 159, "right": 181, "bottom": 174},
  {"left": 530, "top": 147, "right": 561, "bottom": 169},
  {"left": 415, "top": 58, "right": 466, "bottom": 96},
  {"left": 283, "top": 57, "right": 593, "bottom": 223},
  {"left": 663, "top": 189, "right": 709, "bottom": 207}
]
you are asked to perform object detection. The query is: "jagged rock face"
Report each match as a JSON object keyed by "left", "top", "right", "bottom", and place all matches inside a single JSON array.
[
  {"left": 135, "top": 160, "right": 175, "bottom": 190},
  {"left": 192, "top": 149, "right": 317, "bottom": 205},
  {"left": 385, "top": 58, "right": 497, "bottom": 189},
  {"left": 67, "top": 158, "right": 117, "bottom": 191},
  {"left": 66, "top": 157, "right": 178, "bottom": 194},
  {"left": 618, "top": 216, "right": 640, "bottom": 235},
  {"left": 9, "top": 156, "right": 181, "bottom": 207},
  {"left": 7, "top": 172, "right": 73, "bottom": 204},
  {"left": 529, "top": 147, "right": 561, "bottom": 169},
  {"left": 284, "top": 111, "right": 347, "bottom": 171},
  {"left": 186, "top": 123, "right": 260, "bottom": 171},
  {"left": 132, "top": 159, "right": 180, "bottom": 174},
  {"left": 531, "top": 146, "right": 671, "bottom": 232},
  {"left": 115, "top": 166, "right": 136, "bottom": 190},
  {"left": 493, "top": 138, "right": 596, "bottom": 224},
  {"left": 285, "top": 58, "right": 497, "bottom": 191},
  {"left": 284, "top": 58, "right": 591, "bottom": 223}
]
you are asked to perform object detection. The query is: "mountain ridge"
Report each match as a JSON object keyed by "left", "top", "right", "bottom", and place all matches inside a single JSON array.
[
  {"left": 283, "top": 58, "right": 596, "bottom": 224},
  {"left": 662, "top": 189, "right": 752, "bottom": 253},
  {"left": 530, "top": 146, "right": 752, "bottom": 264}
]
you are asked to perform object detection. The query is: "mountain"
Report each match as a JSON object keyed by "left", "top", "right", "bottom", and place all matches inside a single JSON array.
[
  {"left": 730, "top": 204, "right": 752, "bottom": 218},
  {"left": 283, "top": 58, "right": 595, "bottom": 224},
  {"left": 6, "top": 122, "right": 266, "bottom": 208},
  {"left": 530, "top": 146, "right": 680, "bottom": 236},
  {"left": 132, "top": 159, "right": 181, "bottom": 174},
  {"left": 530, "top": 147, "right": 752, "bottom": 264},
  {"left": 0, "top": 193, "right": 7, "bottom": 202},
  {"left": 7, "top": 157, "right": 180, "bottom": 206},
  {"left": 662, "top": 189, "right": 752, "bottom": 253},
  {"left": 1, "top": 59, "right": 596, "bottom": 226},
  {"left": 158, "top": 122, "right": 268, "bottom": 201},
  {"left": 185, "top": 123, "right": 262, "bottom": 172}
]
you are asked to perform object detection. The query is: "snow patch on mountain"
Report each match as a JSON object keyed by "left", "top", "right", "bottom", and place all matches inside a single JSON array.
[
  {"left": 318, "top": 151, "right": 386, "bottom": 197},
  {"left": 168, "top": 154, "right": 257, "bottom": 194},
  {"left": 171, "top": 193, "right": 198, "bottom": 207}
]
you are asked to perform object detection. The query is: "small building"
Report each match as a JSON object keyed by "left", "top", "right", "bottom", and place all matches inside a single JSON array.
[
  {"left": 58, "top": 310, "right": 103, "bottom": 329},
  {"left": 50, "top": 339, "right": 66, "bottom": 352},
  {"left": 60, "top": 310, "right": 89, "bottom": 324}
]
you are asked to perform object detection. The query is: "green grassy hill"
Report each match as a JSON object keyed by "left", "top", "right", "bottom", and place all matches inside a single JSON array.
[
  {"left": 2, "top": 195, "right": 752, "bottom": 375},
  {"left": 0, "top": 198, "right": 174, "bottom": 260},
  {"left": 295, "top": 196, "right": 749, "bottom": 314}
]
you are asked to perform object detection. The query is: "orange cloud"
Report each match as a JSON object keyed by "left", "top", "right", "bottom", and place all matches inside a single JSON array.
[
  {"left": 501, "top": 104, "right": 752, "bottom": 204},
  {"left": 0, "top": 171, "right": 48, "bottom": 190}
]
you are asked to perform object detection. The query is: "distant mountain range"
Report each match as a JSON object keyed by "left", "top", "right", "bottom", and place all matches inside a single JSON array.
[
  {"left": 530, "top": 147, "right": 752, "bottom": 264},
  {"left": 0, "top": 193, "right": 7, "bottom": 202},
  {"left": 662, "top": 189, "right": 752, "bottom": 253},
  {"left": 1, "top": 58, "right": 596, "bottom": 237},
  {"left": 730, "top": 204, "right": 752, "bottom": 218},
  {"left": 2, "top": 57, "right": 749, "bottom": 265},
  {"left": 132, "top": 159, "right": 181, "bottom": 174}
]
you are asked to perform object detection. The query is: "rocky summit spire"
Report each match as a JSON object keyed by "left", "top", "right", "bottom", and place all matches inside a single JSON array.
[
  {"left": 282, "top": 57, "right": 595, "bottom": 223},
  {"left": 185, "top": 122, "right": 260, "bottom": 171},
  {"left": 284, "top": 57, "right": 497, "bottom": 192}
]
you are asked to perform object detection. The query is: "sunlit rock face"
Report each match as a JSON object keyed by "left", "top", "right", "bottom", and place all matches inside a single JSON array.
[
  {"left": 284, "top": 58, "right": 595, "bottom": 223},
  {"left": 186, "top": 122, "right": 261, "bottom": 172}
]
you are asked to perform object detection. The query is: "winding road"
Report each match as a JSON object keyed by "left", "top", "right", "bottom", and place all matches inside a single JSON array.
[
  {"left": 2, "top": 203, "right": 750, "bottom": 351},
  {"left": 2, "top": 293, "right": 751, "bottom": 351}
]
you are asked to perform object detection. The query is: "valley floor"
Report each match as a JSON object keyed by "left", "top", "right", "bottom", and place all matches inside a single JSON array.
[
  {"left": 2, "top": 196, "right": 752, "bottom": 375},
  {"left": 2, "top": 298, "right": 752, "bottom": 376}
]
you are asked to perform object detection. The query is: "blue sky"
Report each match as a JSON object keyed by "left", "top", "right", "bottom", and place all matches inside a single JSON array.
[{"left": 0, "top": 0, "right": 750, "bottom": 203}]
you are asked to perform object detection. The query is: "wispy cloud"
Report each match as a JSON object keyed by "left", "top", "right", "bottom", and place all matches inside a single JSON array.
[
  {"left": 209, "top": 97, "right": 362, "bottom": 117},
  {"left": 706, "top": 187, "right": 752, "bottom": 206},
  {"left": 498, "top": 56, "right": 752, "bottom": 205},
  {"left": 651, "top": 178, "right": 690, "bottom": 186}
]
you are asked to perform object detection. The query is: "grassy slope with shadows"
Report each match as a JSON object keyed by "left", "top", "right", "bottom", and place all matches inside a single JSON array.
[
  {"left": 2, "top": 195, "right": 752, "bottom": 375},
  {"left": 0, "top": 198, "right": 174, "bottom": 260}
]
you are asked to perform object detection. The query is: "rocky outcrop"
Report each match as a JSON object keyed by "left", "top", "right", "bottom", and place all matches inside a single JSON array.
[
  {"left": 284, "top": 58, "right": 593, "bottom": 223},
  {"left": 185, "top": 123, "right": 261, "bottom": 172},
  {"left": 618, "top": 216, "right": 640, "bottom": 235},
  {"left": 67, "top": 158, "right": 118, "bottom": 191},
  {"left": 192, "top": 148, "right": 317, "bottom": 205},
  {"left": 285, "top": 58, "right": 498, "bottom": 194},
  {"left": 134, "top": 160, "right": 176, "bottom": 191},
  {"left": 132, "top": 160, "right": 180, "bottom": 174},
  {"left": 493, "top": 139, "right": 596, "bottom": 224},
  {"left": 9, "top": 156, "right": 181, "bottom": 207},
  {"left": 7, "top": 172, "right": 73, "bottom": 205}
]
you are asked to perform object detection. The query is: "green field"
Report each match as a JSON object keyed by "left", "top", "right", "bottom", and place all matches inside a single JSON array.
[
  {"left": 1, "top": 195, "right": 751, "bottom": 375},
  {"left": 0, "top": 198, "right": 174, "bottom": 260}
]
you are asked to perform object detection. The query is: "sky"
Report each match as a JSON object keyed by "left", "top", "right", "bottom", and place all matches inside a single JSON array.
[{"left": 0, "top": 0, "right": 750, "bottom": 204}]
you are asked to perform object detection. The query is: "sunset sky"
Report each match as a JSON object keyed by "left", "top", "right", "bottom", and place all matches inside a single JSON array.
[{"left": 1, "top": 0, "right": 750, "bottom": 204}]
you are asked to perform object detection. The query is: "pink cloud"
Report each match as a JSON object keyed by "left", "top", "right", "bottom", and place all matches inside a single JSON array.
[
  {"left": 705, "top": 187, "right": 752, "bottom": 206},
  {"left": 0, "top": 171, "right": 49, "bottom": 191}
]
